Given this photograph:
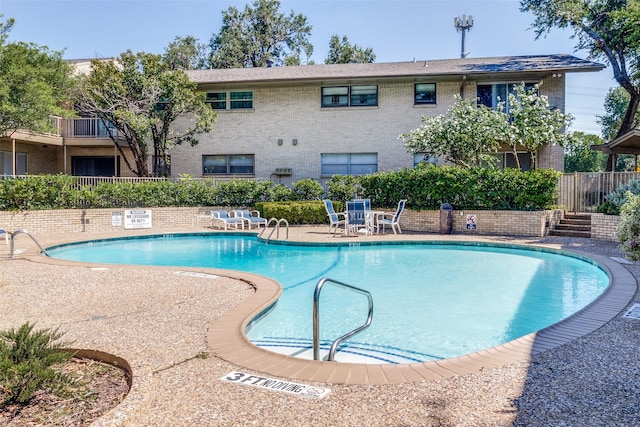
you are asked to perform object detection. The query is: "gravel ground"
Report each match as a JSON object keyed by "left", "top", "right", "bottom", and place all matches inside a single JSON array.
[{"left": 1, "top": 229, "right": 639, "bottom": 426}]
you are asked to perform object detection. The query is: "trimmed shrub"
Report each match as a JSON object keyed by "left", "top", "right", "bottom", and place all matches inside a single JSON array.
[
  {"left": 255, "top": 201, "right": 344, "bottom": 224},
  {"left": 617, "top": 192, "right": 640, "bottom": 260}
]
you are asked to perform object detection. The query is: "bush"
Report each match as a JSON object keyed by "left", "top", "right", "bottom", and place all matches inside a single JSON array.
[
  {"left": 0, "top": 169, "right": 561, "bottom": 211},
  {"left": 0, "top": 323, "right": 76, "bottom": 407},
  {"left": 597, "top": 178, "right": 640, "bottom": 215},
  {"left": 255, "top": 201, "right": 342, "bottom": 224},
  {"left": 617, "top": 192, "right": 640, "bottom": 260}
]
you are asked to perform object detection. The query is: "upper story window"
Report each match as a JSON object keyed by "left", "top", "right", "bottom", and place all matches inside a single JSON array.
[
  {"left": 476, "top": 83, "right": 536, "bottom": 112},
  {"left": 414, "top": 83, "right": 436, "bottom": 105},
  {"left": 202, "top": 154, "right": 254, "bottom": 175},
  {"left": 321, "top": 85, "right": 378, "bottom": 108},
  {"left": 206, "top": 91, "right": 253, "bottom": 110},
  {"left": 321, "top": 153, "right": 378, "bottom": 176}
]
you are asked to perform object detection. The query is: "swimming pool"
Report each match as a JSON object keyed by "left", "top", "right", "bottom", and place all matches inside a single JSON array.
[{"left": 47, "top": 233, "right": 610, "bottom": 364}]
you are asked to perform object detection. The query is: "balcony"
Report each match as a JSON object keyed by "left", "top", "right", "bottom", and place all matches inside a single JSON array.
[{"left": 64, "top": 117, "right": 119, "bottom": 139}]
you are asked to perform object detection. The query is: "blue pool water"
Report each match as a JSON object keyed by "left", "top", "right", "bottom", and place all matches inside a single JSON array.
[{"left": 47, "top": 234, "right": 610, "bottom": 364}]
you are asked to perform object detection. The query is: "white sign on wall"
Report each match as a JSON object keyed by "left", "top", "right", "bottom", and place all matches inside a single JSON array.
[
  {"left": 111, "top": 212, "right": 122, "bottom": 227},
  {"left": 124, "top": 209, "right": 152, "bottom": 229}
]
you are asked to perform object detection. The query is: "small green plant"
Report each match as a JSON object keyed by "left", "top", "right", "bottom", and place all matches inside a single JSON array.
[
  {"left": 617, "top": 192, "right": 640, "bottom": 260},
  {"left": 0, "top": 322, "right": 76, "bottom": 407},
  {"left": 599, "top": 178, "right": 640, "bottom": 215}
]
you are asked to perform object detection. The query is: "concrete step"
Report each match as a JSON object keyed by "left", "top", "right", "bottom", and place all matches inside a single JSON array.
[
  {"left": 549, "top": 229, "right": 592, "bottom": 238},
  {"left": 555, "top": 224, "right": 591, "bottom": 232}
]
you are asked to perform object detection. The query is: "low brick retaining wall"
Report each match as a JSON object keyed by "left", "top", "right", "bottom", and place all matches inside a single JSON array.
[
  {"left": 590, "top": 213, "right": 620, "bottom": 242},
  {"left": 0, "top": 207, "right": 568, "bottom": 238}
]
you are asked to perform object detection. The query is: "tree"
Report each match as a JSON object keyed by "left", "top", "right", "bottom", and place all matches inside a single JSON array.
[
  {"left": 208, "top": 0, "right": 313, "bottom": 68},
  {"left": 163, "top": 36, "right": 208, "bottom": 71},
  {"left": 564, "top": 132, "right": 608, "bottom": 172},
  {"left": 505, "top": 83, "right": 574, "bottom": 169},
  {"left": 0, "top": 15, "right": 74, "bottom": 138},
  {"left": 400, "top": 96, "right": 507, "bottom": 168},
  {"left": 73, "top": 51, "right": 217, "bottom": 177},
  {"left": 597, "top": 86, "right": 638, "bottom": 141},
  {"left": 325, "top": 35, "right": 375, "bottom": 64},
  {"left": 521, "top": 0, "right": 640, "bottom": 140}
]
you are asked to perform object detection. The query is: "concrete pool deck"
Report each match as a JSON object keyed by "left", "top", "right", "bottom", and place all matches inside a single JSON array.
[{"left": 1, "top": 226, "right": 639, "bottom": 425}]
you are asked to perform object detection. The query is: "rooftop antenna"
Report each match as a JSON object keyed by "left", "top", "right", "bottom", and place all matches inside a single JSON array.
[{"left": 454, "top": 14, "right": 474, "bottom": 58}]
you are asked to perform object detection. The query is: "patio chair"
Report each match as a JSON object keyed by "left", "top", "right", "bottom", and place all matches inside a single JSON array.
[
  {"left": 211, "top": 210, "right": 245, "bottom": 230},
  {"left": 347, "top": 200, "right": 368, "bottom": 235},
  {"left": 233, "top": 209, "right": 268, "bottom": 229},
  {"left": 378, "top": 199, "right": 407, "bottom": 234},
  {"left": 323, "top": 199, "right": 346, "bottom": 234}
]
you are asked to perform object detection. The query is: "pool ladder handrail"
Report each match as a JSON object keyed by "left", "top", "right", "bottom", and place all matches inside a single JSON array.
[
  {"left": 313, "top": 277, "right": 374, "bottom": 362},
  {"left": 259, "top": 218, "right": 289, "bottom": 243},
  {"left": 9, "top": 229, "right": 50, "bottom": 258}
]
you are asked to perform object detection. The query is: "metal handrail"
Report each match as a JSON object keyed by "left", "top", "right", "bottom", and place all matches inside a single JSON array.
[
  {"left": 10, "top": 229, "right": 50, "bottom": 258},
  {"left": 260, "top": 218, "right": 289, "bottom": 243},
  {"left": 313, "top": 277, "right": 374, "bottom": 362}
]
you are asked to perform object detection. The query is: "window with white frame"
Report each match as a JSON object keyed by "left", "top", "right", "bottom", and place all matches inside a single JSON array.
[
  {"left": 321, "top": 85, "right": 378, "bottom": 107},
  {"left": 205, "top": 91, "right": 253, "bottom": 110},
  {"left": 321, "top": 153, "right": 377, "bottom": 176},
  {"left": 414, "top": 83, "right": 436, "bottom": 105},
  {"left": 476, "top": 82, "right": 536, "bottom": 112},
  {"left": 202, "top": 154, "right": 254, "bottom": 175},
  {"left": 0, "top": 151, "right": 27, "bottom": 175}
]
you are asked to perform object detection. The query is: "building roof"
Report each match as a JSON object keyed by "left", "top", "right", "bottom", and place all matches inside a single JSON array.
[
  {"left": 186, "top": 54, "right": 604, "bottom": 85},
  {"left": 592, "top": 129, "right": 640, "bottom": 155}
]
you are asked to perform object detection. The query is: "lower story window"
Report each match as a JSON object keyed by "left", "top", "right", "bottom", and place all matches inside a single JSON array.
[
  {"left": 486, "top": 152, "right": 532, "bottom": 170},
  {"left": 0, "top": 151, "right": 27, "bottom": 175},
  {"left": 152, "top": 155, "right": 171, "bottom": 177},
  {"left": 321, "top": 153, "right": 377, "bottom": 176},
  {"left": 203, "top": 154, "right": 254, "bottom": 175},
  {"left": 72, "top": 156, "right": 120, "bottom": 176}
]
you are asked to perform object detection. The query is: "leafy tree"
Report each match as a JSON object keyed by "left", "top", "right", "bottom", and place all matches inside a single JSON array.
[
  {"left": 325, "top": 35, "right": 375, "bottom": 64},
  {"left": 521, "top": 0, "right": 640, "bottom": 139},
  {"left": 208, "top": 0, "right": 313, "bottom": 68},
  {"left": 400, "top": 96, "right": 506, "bottom": 168},
  {"left": 564, "top": 131, "right": 608, "bottom": 172},
  {"left": 0, "top": 15, "right": 74, "bottom": 139},
  {"left": 73, "top": 51, "right": 216, "bottom": 177},
  {"left": 505, "top": 83, "right": 574, "bottom": 169},
  {"left": 597, "top": 86, "right": 638, "bottom": 141},
  {"left": 163, "top": 36, "right": 208, "bottom": 71}
]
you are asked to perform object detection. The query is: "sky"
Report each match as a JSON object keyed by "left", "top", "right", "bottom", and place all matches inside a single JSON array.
[{"left": 0, "top": 0, "right": 618, "bottom": 136}]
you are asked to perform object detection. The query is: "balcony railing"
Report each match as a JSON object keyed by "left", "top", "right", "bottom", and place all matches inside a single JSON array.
[{"left": 64, "top": 118, "right": 119, "bottom": 139}]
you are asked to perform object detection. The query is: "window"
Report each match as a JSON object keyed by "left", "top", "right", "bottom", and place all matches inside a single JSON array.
[
  {"left": 203, "top": 154, "right": 254, "bottom": 175},
  {"left": 321, "top": 153, "right": 377, "bottom": 176},
  {"left": 152, "top": 155, "right": 171, "bottom": 177},
  {"left": 485, "top": 152, "right": 532, "bottom": 171},
  {"left": 413, "top": 153, "right": 437, "bottom": 167},
  {"left": 477, "top": 82, "right": 536, "bottom": 112},
  {"left": 71, "top": 156, "right": 119, "bottom": 176},
  {"left": 414, "top": 83, "right": 436, "bottom": 105},
  {"left": 0, "top": 151, "right": 27, "bottom": 175},
  {"left": 322, "top": 85, "right": 378, "bottom": 107},
  {"left": 206, "top": 91, "right": 253, "bottom": 110}
]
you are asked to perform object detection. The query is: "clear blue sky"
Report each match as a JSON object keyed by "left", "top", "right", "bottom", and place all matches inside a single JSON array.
[{"left": 0, "top": 0, "right": 617, "bottom": 136}]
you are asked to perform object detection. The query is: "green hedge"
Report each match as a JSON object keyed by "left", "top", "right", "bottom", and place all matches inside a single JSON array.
[
  {"left": 0, "top": 167, "right": 560, "bottom": 212},
  {"left": 255, "top": 201, "right": 345, "bottom": 224}
]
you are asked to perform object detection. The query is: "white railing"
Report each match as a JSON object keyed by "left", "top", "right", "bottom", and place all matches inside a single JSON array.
[{"left": 64, "top": 117, "right": 118, "bottom": 139}]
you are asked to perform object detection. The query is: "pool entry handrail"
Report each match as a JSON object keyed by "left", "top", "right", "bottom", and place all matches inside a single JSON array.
[
  {"left": 260, "top": 218, "right": 289, "bottom": 243},
  {"left": 313, "top": 277, "right": 374, "bottom": 362},
  {"left": 10, "top": 229, "right": 50, "bottom": 258}
]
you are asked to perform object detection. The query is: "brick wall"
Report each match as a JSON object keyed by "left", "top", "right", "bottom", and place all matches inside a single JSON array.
[
  {"left": 0, "top": 207, "right": 563, "bottom": 237},
  {"left": 400, "top": 209, "right": 561, "bottom": 237},
  {"left": 591, "top": 213, "right": 620, "bottom": 242}
]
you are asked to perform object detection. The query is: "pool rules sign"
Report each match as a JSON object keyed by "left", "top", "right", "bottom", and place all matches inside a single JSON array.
[{"left": 124, "top": 209, "right": 152, "bottom": 229}]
